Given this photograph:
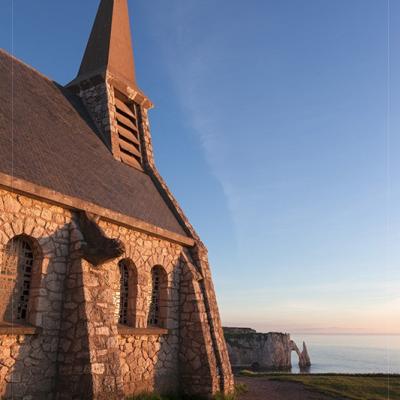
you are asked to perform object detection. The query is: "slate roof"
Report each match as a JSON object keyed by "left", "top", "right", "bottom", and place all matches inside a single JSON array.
[{"left": 0, "top": 50, "right": 187, "bottom": 237}]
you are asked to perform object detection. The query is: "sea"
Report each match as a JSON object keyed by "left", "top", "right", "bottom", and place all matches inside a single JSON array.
[{"left": 290, "top": 335, "right": 400, "bottom": 374}]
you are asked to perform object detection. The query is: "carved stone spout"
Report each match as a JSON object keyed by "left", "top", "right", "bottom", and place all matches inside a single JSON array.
[{"left": 76, "top": 211, "right": 125, "bottom": 266}]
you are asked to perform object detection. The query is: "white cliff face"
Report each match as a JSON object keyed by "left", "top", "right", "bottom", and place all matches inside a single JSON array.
[{"left": 223, "top": 328, "right": 311, "bottom": 371}]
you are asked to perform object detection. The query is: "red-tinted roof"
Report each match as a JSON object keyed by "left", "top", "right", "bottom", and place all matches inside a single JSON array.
[{"left": 73, "top": 0, "right": 137, "bottom": 87}]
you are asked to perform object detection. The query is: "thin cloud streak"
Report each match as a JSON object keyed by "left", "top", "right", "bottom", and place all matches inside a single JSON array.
[{"left": 147, "top": 0, "right": 400, "bottom": 335}]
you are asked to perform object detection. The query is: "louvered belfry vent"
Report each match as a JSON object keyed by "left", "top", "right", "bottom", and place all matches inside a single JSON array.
[{"left": 114, "top": 91, "right": 143, "bottom": 170}]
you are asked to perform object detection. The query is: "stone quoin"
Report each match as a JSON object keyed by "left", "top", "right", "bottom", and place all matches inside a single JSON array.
[{"left": 0, "top": 1, "right": 234, "bottom": 399}]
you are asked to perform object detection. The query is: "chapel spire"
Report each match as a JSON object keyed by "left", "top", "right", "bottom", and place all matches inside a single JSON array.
[
  {"left": 75, "top": 0, "right": 136, "bottom": 87},
  {"left": 67, "top": 0, "right": 152, "bottom": 172}
]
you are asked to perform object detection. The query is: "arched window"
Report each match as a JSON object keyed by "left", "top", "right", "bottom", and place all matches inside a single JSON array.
[
  {"left": 0, "top": 236, "right": 37, "bottom": 323},
  {"left": 118, "top": 258, "right": 137, "bottom": 326},
  {"left": 148, "top": 266, "right": 167, "bottom": 328},
  {"left": 118, "top": 260, "right": 129, "bottom": 325}
]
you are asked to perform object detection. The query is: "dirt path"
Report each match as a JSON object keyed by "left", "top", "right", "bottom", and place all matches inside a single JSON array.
[{"left": 236, "top": 377, "right": 347, "bottom": 400}]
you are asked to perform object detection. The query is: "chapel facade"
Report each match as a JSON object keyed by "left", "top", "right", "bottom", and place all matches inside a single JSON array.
[{"left": 0, "top": 1, "right": 234, "bottom": 399}]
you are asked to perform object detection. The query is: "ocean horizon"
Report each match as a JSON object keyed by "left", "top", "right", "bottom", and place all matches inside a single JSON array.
[{"left": 290, "top": 334, "right": 400, "bottom": 374}]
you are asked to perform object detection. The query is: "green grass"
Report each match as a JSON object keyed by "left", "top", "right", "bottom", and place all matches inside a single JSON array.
[
  {"left": 126, "top": 394, "right": 187, "bottom": 400},
  {"left": 239, "top": 371, "right": 400, "bottom": 400},
  {"left": 213, "top": 384, "right": 247, "bottom": 400},
  {"left": 126, "top": 384, "right": 247, "bottom": 400},
  {"left": 127, "top": 395, "right": 166, "bottom": 400}
]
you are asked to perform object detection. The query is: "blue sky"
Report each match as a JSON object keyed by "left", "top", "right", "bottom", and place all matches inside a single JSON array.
[{"left": 1, "top": 0, "right": 399, "bottom": 334}]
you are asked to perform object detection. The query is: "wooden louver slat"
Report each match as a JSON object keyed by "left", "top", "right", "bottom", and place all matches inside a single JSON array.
[
  {"left": 116, "top": 113, "right": 138, "bottom": 132},
  {"left": 115, "top": 97, "right": 135, "bottom": 117},
  {"left": 119, "top": 140, "right": 141, "bottom": 158},
  {"left": 120, "top": 151, "right": 142, "bottom": 170},
  {"left": 118, "top": 125, "right": 140, "bottom": 146}
]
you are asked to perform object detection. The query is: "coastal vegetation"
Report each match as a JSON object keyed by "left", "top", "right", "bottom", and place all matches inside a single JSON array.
[
  {"left": 240, "top": 371, "right": 400, "bottom": 400},
  {"left": 126, "top": 384, "right": 248, "bottom": 400}
]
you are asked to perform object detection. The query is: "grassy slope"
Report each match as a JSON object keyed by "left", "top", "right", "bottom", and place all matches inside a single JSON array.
[{"left": 240, "top": 372, "right": 400, "bottom": 400}]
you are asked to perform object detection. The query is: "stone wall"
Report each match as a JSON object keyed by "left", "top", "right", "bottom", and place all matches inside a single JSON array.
[
  {"left": 62, "top": 220, "right": 184, "bottom": 399},
  {"left": 118, "top": 333, "right": 178, "bottom": 395},
  {"left": 0, "top": 188, "right": 233, "bottom": 399},
  {"left": 0, "top": 188, "right": 71, "bottom": 399}
]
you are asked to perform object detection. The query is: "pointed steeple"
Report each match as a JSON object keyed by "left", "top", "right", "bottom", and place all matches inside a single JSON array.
[
  {"left": 75, "top": 0, "right": 136, "bottom": 87},
  {"left": 67, "top": 0, "right": 152, "bottom": 171}
]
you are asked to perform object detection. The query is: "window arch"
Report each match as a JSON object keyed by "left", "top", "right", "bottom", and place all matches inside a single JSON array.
[
  {"left": 148, "top": 266, "right": 168, "bottom": 328},
  {"left": 118, "top": 258, "right": 137, "bottom": 327},
  {"left": 0, "top": 235, "right": 40, "bottom": 323}
]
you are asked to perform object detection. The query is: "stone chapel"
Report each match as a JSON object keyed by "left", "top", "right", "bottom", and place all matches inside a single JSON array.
[{"left": 0, "top": 1, "right": 234, "bottom": 399}]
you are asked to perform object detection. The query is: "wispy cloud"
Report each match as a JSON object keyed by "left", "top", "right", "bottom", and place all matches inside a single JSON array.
[
  {"left": 152, "top": 3, "right": 242, "bottom": 238},
  {"left": 147, "top": 0, "right": 400, "bottom": 335}
]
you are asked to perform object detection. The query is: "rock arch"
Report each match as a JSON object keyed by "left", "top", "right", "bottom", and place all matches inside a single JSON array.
[{"left": 289, "top": 340, "right": 311, "bottom": 369}]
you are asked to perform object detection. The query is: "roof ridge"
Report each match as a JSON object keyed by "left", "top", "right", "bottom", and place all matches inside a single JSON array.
[{"left": 0, "top": 48, "right": 57, "bottom": 85}]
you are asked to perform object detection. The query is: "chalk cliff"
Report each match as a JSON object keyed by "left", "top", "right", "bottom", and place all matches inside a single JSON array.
[{"left": 223, "top": 327, "right": 311, "bottom": 371}]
